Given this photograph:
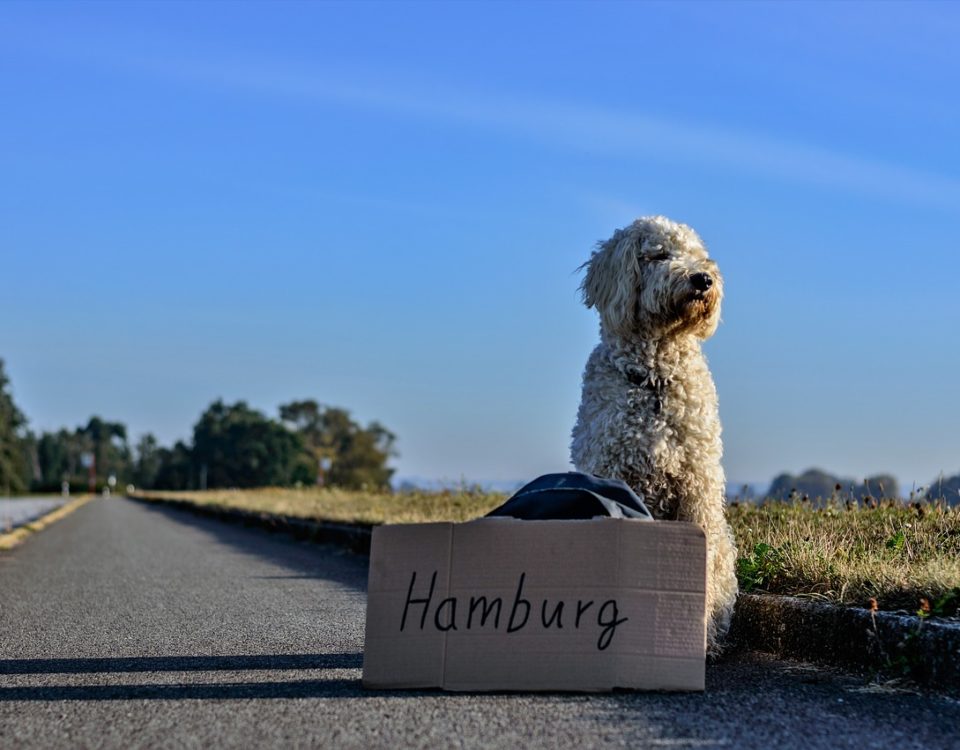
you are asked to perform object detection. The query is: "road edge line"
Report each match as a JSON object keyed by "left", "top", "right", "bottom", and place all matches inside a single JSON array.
[{"left": 0, "top": 495, "right": 96, "bottom": 551}]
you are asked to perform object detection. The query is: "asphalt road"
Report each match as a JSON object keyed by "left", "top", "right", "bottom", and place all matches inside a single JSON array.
[{"left": 1, "top": 498, "right": 957, "bottom": 749}]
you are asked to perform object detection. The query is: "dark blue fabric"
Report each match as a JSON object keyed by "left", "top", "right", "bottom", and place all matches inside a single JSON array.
[{"left": 486, "top": 472, "right": 654, "bottom": 521}]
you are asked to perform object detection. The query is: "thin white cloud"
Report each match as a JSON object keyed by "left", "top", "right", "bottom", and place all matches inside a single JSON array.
[
  {"left": 144, "top": 56, "right": 960, "bottom": 211},
  {"left": 8, "top": 24, "right": 960, "bottom": 210}
]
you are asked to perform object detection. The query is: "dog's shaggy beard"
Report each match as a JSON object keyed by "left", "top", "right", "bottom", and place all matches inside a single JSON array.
[{"left": 636, "top": 261, "right": 722, "bottom": 341}]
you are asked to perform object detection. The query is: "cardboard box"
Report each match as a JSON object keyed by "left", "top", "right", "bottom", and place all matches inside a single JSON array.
[{"left": 362, "top": 518, "right": 706, "bottom": 692}]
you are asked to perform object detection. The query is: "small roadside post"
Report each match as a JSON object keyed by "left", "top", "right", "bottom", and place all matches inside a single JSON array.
[
  {"left": 81, "top": 452, "right": 95, "bottom": 495},
  {"left": 318, "top": 457, "right": 332, "bottom": 487}
]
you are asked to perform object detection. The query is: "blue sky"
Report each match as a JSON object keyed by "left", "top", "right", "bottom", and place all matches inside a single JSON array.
[{"left": 2, "top": 1, "right": 958, "bottom": 490}]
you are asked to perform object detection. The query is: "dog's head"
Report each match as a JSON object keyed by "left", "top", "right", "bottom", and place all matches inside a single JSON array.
[{"left": 580, "top": 216, "right": 723, "bottom": 342}]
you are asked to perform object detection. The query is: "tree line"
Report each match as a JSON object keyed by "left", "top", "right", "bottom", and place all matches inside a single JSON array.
[
  {"left": 0, "top": 359, "right": 396, "bottom": 494},
  {"left": 765, "top": 468, "right": 900, "bottom": 502}
]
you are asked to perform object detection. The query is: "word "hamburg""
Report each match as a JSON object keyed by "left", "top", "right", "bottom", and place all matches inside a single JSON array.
[{"left": 399, "top": 570, "right": 628, "bottom": 651}]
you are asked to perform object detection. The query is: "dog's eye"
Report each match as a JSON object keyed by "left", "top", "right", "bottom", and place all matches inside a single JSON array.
[{"left": 648, "top": 252, "right": 670, "bottom": 262}]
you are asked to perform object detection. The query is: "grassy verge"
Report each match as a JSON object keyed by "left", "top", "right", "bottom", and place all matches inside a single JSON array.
[
  {"left": 729, "top": 500, "right": 960, "bottom": 615},
  {"left": 131, "top": 487, "right": 506, "bottom": 525},
  {"left": 131, "top": 489, "right": 960, "bottom": 615}
]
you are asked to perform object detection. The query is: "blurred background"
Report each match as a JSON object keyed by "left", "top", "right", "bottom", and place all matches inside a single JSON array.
[{"left": 1, "top": 0, "right": 958, "bottom": 497}]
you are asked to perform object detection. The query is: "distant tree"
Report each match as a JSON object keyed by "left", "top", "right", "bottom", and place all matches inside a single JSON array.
[
  {"left": 3, "top": 384, "right": 396, "bottom": 493},
  {"left": 768, "top": 468, "right": 836, "bottom": 500},
  {"left": 859, "top": 474, "right": 899, "bottom": 500},
  {"left": 926, "top": 473, "right": 960, "bottom": 507},
  {"left": 37, "top": 429, "right": 71, "bottom": 485},
  {"left": 193, "top": 400, "right": 315, "bottom": 488},
  {"left": 279, "top": 400, "right": 325, "bottom": 450},
  {"left": 280, "top": 399, "right": 396, "bottom": 490},
  {"left": 0, "top": 359, "right": 30, "bottom": 495},
  {"left": 80, "top": 416, "right": 131, "bottom": 484},
  {"left": 19, "top": 430, "right": 41, "bottom": 488},
  {"left": 153, "top": 440, "right": 195, "bottom": 490},
  {"left": 30, "top": 417, "right": 134, "bottom": 491},
  {"left": 767, "top": 468, "right": 900, "bottom": 501},
  {"left": 35, "top": 428, "right": 92, "bottom": 490},
  {"left": 133, "top": 433, "right": 163, "bottom": 489}
]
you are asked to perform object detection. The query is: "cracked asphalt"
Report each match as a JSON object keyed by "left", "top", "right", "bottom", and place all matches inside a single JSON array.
[{"left": 1, "top": 498, "right": 957, "bottom": 749}]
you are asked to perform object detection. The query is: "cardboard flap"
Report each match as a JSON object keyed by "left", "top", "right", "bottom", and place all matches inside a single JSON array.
[{"left": 362, "top": 523, "right": 453, "bottom": 688}]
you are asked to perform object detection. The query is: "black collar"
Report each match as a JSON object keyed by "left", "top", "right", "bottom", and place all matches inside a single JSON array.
[{"left": 623, "top": 366, "right": 663, "bottom": 415}]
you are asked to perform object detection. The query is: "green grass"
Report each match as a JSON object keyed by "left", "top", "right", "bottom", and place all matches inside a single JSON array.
[
  {"left": 132, "top": 488, "right": 960, "bottom": 615},
  {"left": 728, "top": 499, "right": 960, "bottom": 614}
]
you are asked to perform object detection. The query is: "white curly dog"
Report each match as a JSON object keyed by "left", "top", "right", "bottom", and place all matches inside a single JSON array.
[{"left": 571, "top": 215, "right": 738, "bottom": 654}]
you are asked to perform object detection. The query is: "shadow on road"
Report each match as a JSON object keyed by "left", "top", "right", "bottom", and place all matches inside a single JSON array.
[
  {"left": 0, "top": 679, "right": 372, "bottom": 702},
  {"left": 0, "top": 653, "right": 378, "bottom": 702},
  {"left": 131, "top": 499, "right": 368, "bottom": 593},
  {"left": 0, "top": 653, "right": 363, "bottom": 675}
]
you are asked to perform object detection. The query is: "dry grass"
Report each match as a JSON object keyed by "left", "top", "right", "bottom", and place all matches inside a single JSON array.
[
  {"left": 728, "top": 500, "right": 960, "bottom": 613},
  {"left": 131, "top": 486, "right": 505, "bottom": 525},
  {"left": 132, "top": 489, "right": 960, "bottom": 614}
]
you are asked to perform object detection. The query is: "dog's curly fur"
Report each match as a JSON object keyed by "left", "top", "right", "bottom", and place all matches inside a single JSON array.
[{"left": 570, "top": 215, "right": 738, "bottom": 654}]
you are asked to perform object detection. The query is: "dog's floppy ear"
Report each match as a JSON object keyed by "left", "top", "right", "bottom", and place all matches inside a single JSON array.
[{"left": 580, "top": 229, "right": 640, "bottom": 335}]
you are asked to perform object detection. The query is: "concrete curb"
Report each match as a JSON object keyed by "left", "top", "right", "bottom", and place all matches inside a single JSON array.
[
  {"left": 130, "top": 495, "right": 959, "bottom": 690},
  {"left": 0, "top": 495, "right": 96, "bottom": 551},
  {"left": 729, "top": 593, "right": 960, "bottom": 689}
]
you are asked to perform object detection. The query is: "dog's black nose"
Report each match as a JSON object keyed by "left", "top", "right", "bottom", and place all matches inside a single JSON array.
[{"left": 691, "top": 273, "right": 713, "bottom": 292}]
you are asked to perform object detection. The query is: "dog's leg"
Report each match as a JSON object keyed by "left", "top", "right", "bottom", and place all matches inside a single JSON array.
[{"left": 681, "top": 497, "right": 738, "bottom": 656}]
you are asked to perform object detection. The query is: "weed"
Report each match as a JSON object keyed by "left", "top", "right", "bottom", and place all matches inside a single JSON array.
[
  {"left": 736, "top": 542, "right": 785, "bottom": 593},
  {"left": 884, "top": 529, "right": 906, "bottom": 554}
]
